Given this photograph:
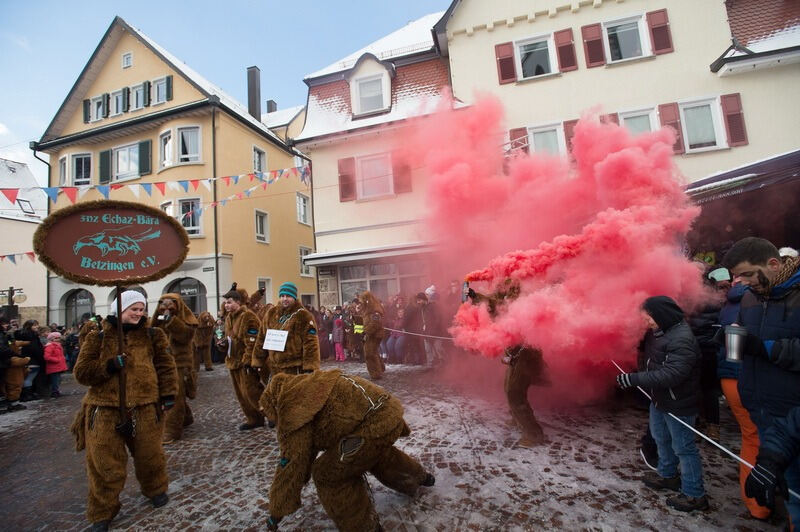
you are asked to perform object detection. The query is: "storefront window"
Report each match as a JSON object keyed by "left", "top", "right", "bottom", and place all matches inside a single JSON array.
[
  {"left": 65, "top": 289, "right": 95, "bottom": 327},
  {"left": 165, "top": 277, "right": 207, "bottom": 314}
]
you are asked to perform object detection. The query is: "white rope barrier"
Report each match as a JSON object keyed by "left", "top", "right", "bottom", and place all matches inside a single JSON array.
[{"left": 382, "top": 327, "right": 455, "bottom": 341}]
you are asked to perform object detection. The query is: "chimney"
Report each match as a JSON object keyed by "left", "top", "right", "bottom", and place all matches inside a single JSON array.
[
  {"left": 266, "top": 99, "right": 278, "bottom": 113},
  {"left": 247, "top": 66, "right": 261, "bottom": 120}
]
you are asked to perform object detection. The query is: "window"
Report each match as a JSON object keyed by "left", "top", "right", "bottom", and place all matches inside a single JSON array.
[
  {"left": 154, "top": 77, "right": 168, "bottom": 104},
  {"left": 160, "top": 201, "right": 173, "bottom": 217},
  {"left": 178, "top": 198, "right": 201, "bottom": 235},
  {"left": 516, "top": 35, "right": 555, "bottom": 79},
  {"left": 679, "top": 99, "right": 726, "bottom": 152},
  {"left": 159, "top": 131, "right": 173, "bottom": 168},
  {"left": 299, "top": 246, "right": 313, "bottom": 277},
  {"left": 296, "top": 193, "right": 310, "bottom": 225},
  {"left": 356, "top": 76, "right": 384, "bottom": 114},
  {"left": 131, "top": 84, "right": 145, "bottom": 110},
  {"left": 527, "top": 124, "right": 565, "bottom": 155},
  {"left": 293, "top": 155, "right": 304, "bottom": 168},
  {"left": 91, "top": 96, "right": 104, "bottom": 121},
  {"left": 113, "top": 143, "right": 139, "bottom": 180},
  {"left": 357, "top": 153, "right": 393, "bottom": 199},
  {"left": 603, "top": 16, "right": 650, "bottom": 62},
  {"left": 255, "top": 210, "right": 269, "bottom": 243},
  {"left": 177, "top": 127, "right": 200, "bottom": 163},
  {"left": 17, "top": 198, "right": 34, "bottom": 215},
  {"left": 122, "top": 52, "right": 133, "bottom": 68},
  {"left": 619, "top": 108, "right": 656, "bottom": 136},
  {"left": 72, "top": 154, "right": 91, "bottom": 186},
  {"left": 253, "top": 147, "right": 265, "bottom": 172},
  {"left": 257, "top": 278, "right": 272, "bottom": 304},
  {"left": 111, "top": 90, "right": 123, "bottom": 116},
  {"left": 59, "top": 157, "right": 67, "bottom": 186}
]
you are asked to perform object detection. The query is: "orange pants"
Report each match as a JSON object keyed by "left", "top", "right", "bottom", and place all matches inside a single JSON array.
[{"left": 721, "top": 378, "right": 770, "bottom": 520}]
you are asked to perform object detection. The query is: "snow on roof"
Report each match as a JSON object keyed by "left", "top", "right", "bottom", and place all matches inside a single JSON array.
[
  {"left": 261, "top": 105, "right": 304, "bottom": 128},
  {"left": 306, "top": 12, "right": 444, "bottom": 79},
  {"left": 128, "top": 21, "right": 287, "bottom": 148},
  {"left": 729, "top": 24, "right": 800, "bottom": 56},
  {"left": 0, "top": 158, "right": 47, "bottom": 221}
]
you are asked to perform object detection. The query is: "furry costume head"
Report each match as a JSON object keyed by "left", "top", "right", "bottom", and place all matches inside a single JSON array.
[
  {"left": 247, "top": 288, "right": 267, "bottom": 312},
  {"left": 198, "top": 311, "right": 215, "bottom": 328},
  {"left": 154, "top": 293, "right": 199, "bottom": 326},
  {"left": 260, "top": 370, "right": 342, "bottom": 433},
  {"left": 222, "top": 282, "right": 248, "bottom": 303},
  {"left": 358, "top": 291, "right": 385, "bottom": 316}
]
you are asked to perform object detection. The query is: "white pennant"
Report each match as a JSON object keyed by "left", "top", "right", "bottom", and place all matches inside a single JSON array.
[
  {"left": 167, "top": 181, "right": 180, "bottom": 191},
  {"left": 202, "top": 179, "right": 212, "bottom": 192},
  {"left": 130, "top": 184, "right": 141, "bottom": 198},
  {"left": 77, "top": 185, "right": 92, "bottom": 199}
]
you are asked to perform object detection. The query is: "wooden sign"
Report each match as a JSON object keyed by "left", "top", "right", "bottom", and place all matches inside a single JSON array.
[{"left": 33, "top": 200, "right": 190, "bottom": 286}]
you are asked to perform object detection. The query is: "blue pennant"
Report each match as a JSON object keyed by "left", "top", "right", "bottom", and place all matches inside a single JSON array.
[{"left": 97, "top": 185, "right": 110, "bottom": 199}]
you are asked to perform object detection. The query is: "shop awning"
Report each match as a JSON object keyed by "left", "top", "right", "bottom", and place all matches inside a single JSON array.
[{"left": 303, "top": 242, "right": 436, "bottom": 267}]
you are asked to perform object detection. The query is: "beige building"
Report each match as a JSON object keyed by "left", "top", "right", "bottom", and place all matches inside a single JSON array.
[
  {"left": 0, "top": 159, "right": 48, "bottom": 323},
  {"left": 433, "top": 0, "right": 800, "bottom": 254},
  {"left": 31, "top": 17, "right": 315, "bottom": 325}
]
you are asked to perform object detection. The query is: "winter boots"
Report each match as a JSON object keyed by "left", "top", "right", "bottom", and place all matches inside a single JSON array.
[
  {"left": 643, "top": 472, "right": 681, "bottom": 492},
  {"left": 666, "top": 493, "right": 710, "bottom": 512}
]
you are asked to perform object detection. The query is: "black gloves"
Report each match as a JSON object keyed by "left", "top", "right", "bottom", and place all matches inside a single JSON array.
[
  {"left": 744, "top": 333, "right": 770, "bottom": 360},
  {"left": 267, "top": 515, "right": 281, "bottom": 531},
  {"left": 616, "top": 373, "right": 636, "bottom": 390},
  {"left": 161, "top": 395, "right": 176, "bottom": 411},
  {"left": 467, "top": 288, "right": 477, "bottom": 300},
  {"left": 106, "top": 355, "right": 126, "bottom": 374},
  {"left": 744, "top": 452, "right": 787, "bottom": 509}
]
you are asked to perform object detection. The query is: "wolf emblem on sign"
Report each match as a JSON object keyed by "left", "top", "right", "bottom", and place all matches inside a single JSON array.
[{"left": 72, "top": 227, "right": 161, "bottom": 257}]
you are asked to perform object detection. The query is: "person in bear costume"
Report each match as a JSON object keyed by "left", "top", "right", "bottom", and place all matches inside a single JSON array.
[
  {"left": 194, "top": 311, "right": 215, "bottom": 372},
  {"left": 359, "top": 291, "right": 386, "bottom": 380}
]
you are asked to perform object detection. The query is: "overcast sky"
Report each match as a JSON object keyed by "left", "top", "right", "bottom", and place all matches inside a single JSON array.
[{"left": 0, "top": 0, "right": 450, "bottom": 185}]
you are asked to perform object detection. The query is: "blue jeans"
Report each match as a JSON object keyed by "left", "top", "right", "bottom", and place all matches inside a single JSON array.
[
  {"left": 50, "top": 372, "right": 62, "bottom": 393},
  {"left": 649, "top": 404, "right": 705, "bottom": 497},
  {"left": 753, "top": 410, "right": 800, "bottom": 529},
  {"left": 23, "top": 366, "right": 40, "bottom": 388}
]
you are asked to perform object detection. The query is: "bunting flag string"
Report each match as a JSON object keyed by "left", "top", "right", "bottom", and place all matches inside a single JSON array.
[
  {"left": 0, "top": 251, "right": 37, "bottom": 265},
  {"left": 0, "top": 164, "right": 310, "bottom": 207}
]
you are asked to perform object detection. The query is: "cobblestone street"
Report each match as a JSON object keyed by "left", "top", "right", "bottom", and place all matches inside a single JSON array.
[{"left": 0, "top": 359, "right": 784, "bottom": 531}]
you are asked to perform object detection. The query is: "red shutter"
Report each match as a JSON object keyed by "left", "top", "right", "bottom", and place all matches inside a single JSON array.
[
  {"left": 581, "top": 24, "right": 606, "bottom": 67},
  {"left": 509, "top": 128, "right": 529, "bottom": 154},
  {"left": 392, "top": 153, "right": 412, "bottom": 193},
  {"left": 554, "top": 29, "right": 578, "bottom": 72},
  {"left": 337, "top": 157, "right": 356, "bottom": 202},
  {"left": 563, "top": 119, "right": 579, "bottom": 153},
  {"left": 602, "top": 113, "right": 619, "bottom": 125},
  {"left": 658, "top": 103, "right": 684, "bottom": 154},
  {"left": 495, "top": 42, "right": 517, "bottom": 84},
  {"left": 647, "top": 9, "right": 674, "bottom": 55},
  {"left": 721, "top": 93, "right": 748, "bottom": 146}
]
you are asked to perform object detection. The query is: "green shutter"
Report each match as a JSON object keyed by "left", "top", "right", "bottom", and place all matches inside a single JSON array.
[
  {"left": 122, "top": 87, "right": 130, "bottom": 112},
  {"left": 166, "top": 75, "right": 173, "bottom": 101},
  {"left": 102, "top": 93, "right": 110, "bottom": 118},
  {"left": 99, "top": 150, "right": 111, "bottom": 184},
  {"left": 83, "top": 99, "right": 90, "bottom": 123},
  {"left": 139, "top": 140, "right": 151, "bottom": 176},
  {"left": 143, "top": 81, "right": 151, "bottom": 107}
]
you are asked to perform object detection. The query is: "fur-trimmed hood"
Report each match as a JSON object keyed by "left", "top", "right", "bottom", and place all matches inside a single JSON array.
[{"left": 152, "top": 293, "right": 199, "bottom": 326}]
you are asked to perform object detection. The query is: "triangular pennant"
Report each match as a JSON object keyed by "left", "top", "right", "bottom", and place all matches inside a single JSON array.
[
  {"left": 220, "top": 199, "right": 228, "bottom": 206},
  {"left": 43, "top": 187, "right": 60, "bottom": 203},
  {"left": 1, "top": 188, "right": 19, "bottom": 204},
  {"left": 111, "top": 184, "right": 124, "bottom": 191},
  {"left": 190, "top": 179, "right": 200, "bottom": 191},
  {"left": 25, "top": 252, "right": 35, "bottom": 262},
  {"left": 154, "top": 182, "right": 166, "bottom": 195},
  {"left": 167, "top": 181, "right": 180, "bottom": 191},
  {"left": 222, "top": 176, "right": 231, "bottom": 186},
  {"left": 291, "top": 167, "right": 299, "bottom": 177},
  {"left": 7, "top": 254, "right": 16, "bottom": 265},
  {"left": 179, "top": 180, "right": 189, "bottom": 192},
  {"left": 262, "top": 182, "right": 268, "bottom": 190},
  {"left": 130, "top": 184, "right": 141, "bottom": 198},
  {"left": 201, "top": 179, "right": 212, "bottom": 192},
  {"left": 62, "top": 187, "right": 78, "bottom": 204},
  {"left": 0, "top": 255, "right": 4, "bottom": 262},
  {"left": 196, "top": 207, "right": 204, "bottom": 216},
  {"left": 181, "top": 210, "right": 192, "bottom": 220},
  {"left": 233, "top": 175, "right": 240, "bottom": 185},
  {"left": 248, "top": 173, "right": 255, "bottom": 182},
  {"left": 244, "top": 188, "right": 253, "bottom": 197},
  {"left": 255, "top": 172, "right": 264, "bottom": 182},
  {"left": 209, "top": 201, "right": 218, "bottom": 208},
  {"left": 141, "top": 183, "right": 153, "bottom": 196},
  {"left": 77, "top": 185, "right": 91, "bottom": 199},
  {"left": 96, "top": 185, "right": 110, "bottom": 199}
]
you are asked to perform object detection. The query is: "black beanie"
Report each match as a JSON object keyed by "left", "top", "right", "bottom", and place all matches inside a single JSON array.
[{"left": 643, "top": 296, "right": 685, "bottom": 331}]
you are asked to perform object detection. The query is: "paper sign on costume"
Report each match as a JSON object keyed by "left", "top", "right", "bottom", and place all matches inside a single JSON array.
[{"left": 263, "top": 329, "right": 289, "bottom": 351}]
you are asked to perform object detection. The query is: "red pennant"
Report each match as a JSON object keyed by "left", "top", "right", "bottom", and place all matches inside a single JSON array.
[
  {"left": 154, "top": 182, "right": 166, "bottom": 195},
  {"left": 111, "top": 184, "right": 124, "bottom": 190},
  {"left": 236, "top": 192, "right": 243, "bottom": 199},
  {"left": 248, "top": 173, "right": 254, "bottom": 182},
  {"left": 209, "top": 201, "right": 218, "bottom": 208},
  {"left": 190, "top": 179, "right": 200, "bottom": 191},
  {"left": 25, "top": 252, "right": 35, "bottom": 262},
  {"left": 62, "top": 187, "right": 78, "bottom": 204},
  {"left": 261, "top": 182, "right": 268, "bottom": 190},
  {"left": 291, "top": 167, "right": 299, "bottom": 177},
  {"left": 223, "top": 176, "right": 231, "bottom": 186},
  {"left": 1, "top": 188, "right": 19, "bottom": 205}
]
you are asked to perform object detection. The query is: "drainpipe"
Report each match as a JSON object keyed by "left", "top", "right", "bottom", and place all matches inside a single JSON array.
[
  {"left": 210, "top": 98, "right": 221, "bottom": 312},
  {"left": 30, "top": 142, "right": 51, "bottom": 324}
]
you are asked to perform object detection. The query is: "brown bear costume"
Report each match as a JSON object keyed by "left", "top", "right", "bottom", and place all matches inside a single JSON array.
[
  {"left": 194, "top": 311, "right": 215, "bottom": 372},
  {"left": 260, "top": 369, "right": 433, "bottom": 531},
  {"left": 469, "top": 281, "right": 550, "bottom": 446},
  {"left": 72, "top": 309, "right": 178, "bottom": 525},
  {"left": 221, "top": 283, "right": 264, "bottom": 429},
  {"left": 255, "top": 299, "right": 320, "bottom": 376},
  {"left": 359, "top": 291, "right": 386, "bottom": 380},
  {"left": 151, "top": 293, "right": 198, "bottom": 443}
]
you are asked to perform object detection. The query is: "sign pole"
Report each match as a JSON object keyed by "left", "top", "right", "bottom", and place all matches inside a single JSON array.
[{"left": 115, "top": 285, "right": 129, "bottom": 445}]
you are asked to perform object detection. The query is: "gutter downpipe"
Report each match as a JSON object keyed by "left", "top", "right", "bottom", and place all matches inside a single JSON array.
[
  {"left": 210, "top": 99, "right": 221, "bottom": 312},
  {"left": 30, "top": 142, "right": 52, "bottom": 324}
]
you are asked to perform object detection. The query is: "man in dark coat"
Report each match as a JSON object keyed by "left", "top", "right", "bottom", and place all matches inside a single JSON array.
[
  {"left": 745, "top": 404, "right": 800, "bottom": 511},
  {"left": 723, "top": 237, "right": 800, "bottom": 528},
  {"left": 616, "top": 296, "right": 708, "bottom": 512}
]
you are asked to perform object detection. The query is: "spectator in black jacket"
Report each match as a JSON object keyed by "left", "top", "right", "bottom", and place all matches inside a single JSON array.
[
  {"left": 746, "top": 404, "right": 800, "bottom": 510},
  {"left": 616, "top": 296, "right": 708, "bottom": 512},
  {"left": 14, "top": 320, "right": 48, "bottom": 401}
]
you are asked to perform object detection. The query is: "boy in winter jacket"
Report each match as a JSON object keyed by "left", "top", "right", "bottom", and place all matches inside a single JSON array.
[
  {"left": 44, "top": 331, "right": 67, "bottom": 397},
  {"left": 616, "top": 296, "right": 708, "bottom": 512}
]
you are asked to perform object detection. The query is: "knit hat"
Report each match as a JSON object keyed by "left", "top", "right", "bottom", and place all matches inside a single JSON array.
[
  {"left": 47, "top": 331, "right": 62, "bottom": 341},
  {"left": 109, "top": 290, "right": 147, "bottom": 316},
  {"left": 707, "top": 267, "right": 731, "bottom": 282},
  {"left": 642, "top": 296, "right": 685, "bottom": 331},
  {"left": 278, "top": 282, "right": 298, "bottom": 299}
]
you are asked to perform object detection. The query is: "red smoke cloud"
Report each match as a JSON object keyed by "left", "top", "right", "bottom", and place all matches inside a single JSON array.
[{"left": 400, "top": 96, "right": 708, "bottom": 402}]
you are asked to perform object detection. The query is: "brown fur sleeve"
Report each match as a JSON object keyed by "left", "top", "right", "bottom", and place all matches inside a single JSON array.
[
  {"left": 163, "top": 316, "right": 195, "bottom": 346},
  {"left": 150, "top": 327, "right": 178, "bottom": 398},
  {"left": 300, "top": 311, "right": 321, "bottom": 372},
  {"left": 269, "top": 423, "right": 314, "bottom": 518},
  {"left": 364, "top": 312, "right": 385, "bottom": 339},
  {"left": 241, "top": 311, "right": 261, "bottom": 366},
  {"left": 252, "top": 313, "right": 269, "bottom": 367},
  {"left": 73, "top": 330, "right": 113, "bottom": 386}
]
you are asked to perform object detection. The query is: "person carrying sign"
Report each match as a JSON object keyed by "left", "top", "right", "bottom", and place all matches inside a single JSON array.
[
  {"left": 218, "top": 283, "right": 265, "bottom": 431},
  {"left": 71, "top": 290, "right": 178, "bottom": 531},
  {"left": 151, "top": 293, "right": 198, "bottom": 444},
  {"left": 257, "top": 282, "right": 320, "bottom": 376}
]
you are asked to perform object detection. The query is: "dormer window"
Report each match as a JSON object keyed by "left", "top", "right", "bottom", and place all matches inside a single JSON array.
[{"left": 357, "top": 76, "right": 384, "bottom": 114}]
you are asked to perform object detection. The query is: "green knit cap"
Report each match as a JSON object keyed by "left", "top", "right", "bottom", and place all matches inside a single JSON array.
[{"left": 278, "top": 282, "right": 298, "bottom": 299}]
